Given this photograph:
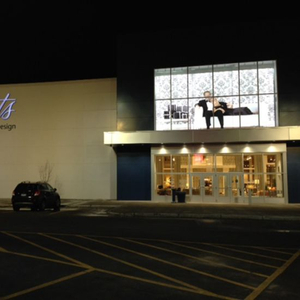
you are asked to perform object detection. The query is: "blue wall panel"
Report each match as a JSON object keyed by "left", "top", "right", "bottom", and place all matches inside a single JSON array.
[
  {"left": 117, "top": 146, "right": 151, "bottom": 200},
  {"left": 287, "top": 146, "right": 300, "bottom": 203}
]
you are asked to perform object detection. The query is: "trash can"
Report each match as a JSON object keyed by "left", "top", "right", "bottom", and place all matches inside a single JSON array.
[{"left": 177, "top": 191, "right": 186, "bottom": 203}]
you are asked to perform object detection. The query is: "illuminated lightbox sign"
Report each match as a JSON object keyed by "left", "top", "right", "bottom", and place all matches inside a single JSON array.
[
  {"left": 192, "top": 154, "right": 204, "bottom": 165},
  {"left": 155, "top": 61, "right": 278, "bottom": 131}
]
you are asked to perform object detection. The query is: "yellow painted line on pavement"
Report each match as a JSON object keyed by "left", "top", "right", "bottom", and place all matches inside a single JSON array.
[
  {"left": 1, "top": 269, "right": 94, "bottom": 300},
  {"left": 245, "top": 250, "right": 300, "bottom": 300},
  {"left": 121, "top": 238, "right": 268, "bottom": 278},
  {"left": 175, "top": 241, "right": 297, "bottom": 252},
  {"left": 118, "top": 238, "right": 269, "bottom": 277},
  {"left": 1, "top": 248, "right": 87, "bottom": 269},
  {"left": 1, "top": 231, "right": 92, "bottom": 269},
  {"left": 40, "top": 233, "right": 229, "bottom": 298},
  {"left": 252, "top": 246, "right": 294, "bottom": 256},
  {"left": 81, "top": 235, "right": 255, "bottom": 290},
  {"left": 166, "top": 241, "right": 278, "bottom": 269},
  {"left": 1, "top": 242, "right": 237, "bottom": 300},
  {"left": 1, "top": 238, "right": 236, "bottom": 300},
  {"left": 92, "top": 267, "right": 238, "bottom": 300},
  {"left": 75, "top": 235, "right": 268, "bottom": 277},
  {"left": 202, "top": 243, "right": 286, "bottom": 262}
]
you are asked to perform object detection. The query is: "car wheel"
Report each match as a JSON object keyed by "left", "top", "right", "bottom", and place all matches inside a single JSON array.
[
  {"left": 39, "top": 200, "right": 46, "bottom": 211},
  {"left": 13, "top": 205, "right": 20, "bottom": 212},
  {"left": 53, "top": 198, "right": 61, "bottom": 211}
]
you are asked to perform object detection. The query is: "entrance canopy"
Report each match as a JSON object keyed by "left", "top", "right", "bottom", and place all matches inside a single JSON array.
[{"left": 104, "top": 127, "right": 300, "bottom": 146}]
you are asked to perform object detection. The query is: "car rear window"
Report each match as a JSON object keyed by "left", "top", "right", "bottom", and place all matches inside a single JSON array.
[{"left": 15, "top": 184, "right": 38, "bottom": 192}]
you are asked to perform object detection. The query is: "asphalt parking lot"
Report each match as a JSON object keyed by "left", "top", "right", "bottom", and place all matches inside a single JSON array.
[
  {"left": 1, "top": 202, "right": 300, "bottom": 299},
  {"left": 1, "top": 228, "right": 299, "bottom": 300}
]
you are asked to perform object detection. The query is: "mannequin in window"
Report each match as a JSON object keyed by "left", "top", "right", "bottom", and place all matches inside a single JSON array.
[{"left": 203, "top": 91, "right": 225, "bottom": 129}]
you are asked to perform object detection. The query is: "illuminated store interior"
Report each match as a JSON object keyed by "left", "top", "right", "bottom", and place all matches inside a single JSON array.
[{"left": 152, "top": 144, "right": 286, "bottom": 204}]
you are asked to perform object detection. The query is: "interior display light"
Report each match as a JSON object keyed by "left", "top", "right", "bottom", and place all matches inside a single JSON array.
[
  {"left": 159, "top": 145, "right": 167, "bottom": 154},
  {"left": 180, "top": 145, "right": 189, "bottom": 154},
  {"left": 222, "top": 144, "right": 230, "bottom": 153},
  {"left": 267, "top": 145, "right": 277, "bottom": 152},
  {"left": 243, "top": 146, "right": 252, "bottom": 152}
]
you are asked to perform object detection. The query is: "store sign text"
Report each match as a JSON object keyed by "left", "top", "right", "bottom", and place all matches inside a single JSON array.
[{"left": 0, "top": 93, "right": 16, "bottom": 120}]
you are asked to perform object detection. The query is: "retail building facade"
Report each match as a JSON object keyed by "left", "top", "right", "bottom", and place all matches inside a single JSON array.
[
  {"left": 1, "top": 22, "right": 300, "bottom": 204},
  {"left": 109, "top": 22, "right": 300, "bottom": 204},
  {"left": 0, "top": 79, "right": 117, "bottom": 200}
]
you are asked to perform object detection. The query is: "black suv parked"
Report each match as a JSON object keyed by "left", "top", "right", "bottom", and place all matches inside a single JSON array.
[{"left": 12, "top": 182, "right": 61, "bottom": 212}]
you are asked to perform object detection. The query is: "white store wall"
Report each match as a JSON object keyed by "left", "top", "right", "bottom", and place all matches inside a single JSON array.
[{"left": 0, "top": 78, "right": 117, "bottom": 199}]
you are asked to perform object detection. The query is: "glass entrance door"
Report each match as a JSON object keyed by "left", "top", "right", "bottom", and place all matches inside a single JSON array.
[
  {"left": 231, "top": 174, "right": 244, "bottom": 203},
  {"left": 191, "top": 174, "right": 215, "bottom": 202},
  {"left": 190, "top": 173, "right": 244, "bottom": 203},
  {"left": 217, "top": 174, "right": 229, "bottom": 202},
  {"left": 204, "top": 174, "right": 214, "bottom": 200}
]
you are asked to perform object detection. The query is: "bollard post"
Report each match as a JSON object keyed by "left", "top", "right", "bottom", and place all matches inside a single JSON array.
[{"left": 248, "top": 189, "right": 252, "bottom": 205}]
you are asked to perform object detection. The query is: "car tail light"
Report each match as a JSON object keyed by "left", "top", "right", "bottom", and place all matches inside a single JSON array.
[{"left": 34, "top": 191, "right": 41, "bottom": 196}]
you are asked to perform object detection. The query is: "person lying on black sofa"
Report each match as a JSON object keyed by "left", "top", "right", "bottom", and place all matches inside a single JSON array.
[
  {"left": 197, "top": 91, "right": 225, "bottom": 129},
  {"left": 196, "top": 91, "right": 253, "bottom": 129}
]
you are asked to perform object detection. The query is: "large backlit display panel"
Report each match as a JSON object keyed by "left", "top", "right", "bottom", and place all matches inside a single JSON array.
[{"left": 155, "top": 61, "right": 277, "bottom": 130}]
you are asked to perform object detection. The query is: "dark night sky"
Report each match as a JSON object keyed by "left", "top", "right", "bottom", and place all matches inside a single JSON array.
[
  {"left": 2, "top": 2, "right": 200, "bottom": 84},
  {"left": 0, "top": 3, "right": 288, "bottom": 84},
  {"left": 1, "top": 3, "right": 122, "bottom": 83}
]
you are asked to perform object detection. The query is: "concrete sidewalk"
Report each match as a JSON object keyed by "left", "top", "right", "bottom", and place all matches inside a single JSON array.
[
  {"left": 76, "top": 199, "right": 300, "bottom": 221},
  {"left": 2, "top": 198, "right": 300, "bottom": 221}
]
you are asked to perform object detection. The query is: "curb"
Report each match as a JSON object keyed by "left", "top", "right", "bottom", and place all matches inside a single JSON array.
[
  {"left": 107, "top": 211, "right": 300, "bottom": 221},
  {"left": 2, "top": 203, "right": 300, "bottom": 221}
]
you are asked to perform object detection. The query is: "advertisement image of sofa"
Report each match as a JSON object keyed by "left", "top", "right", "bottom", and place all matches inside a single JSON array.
[{"left": 191, "top": 102, "right": 272, "bottom": 129}]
